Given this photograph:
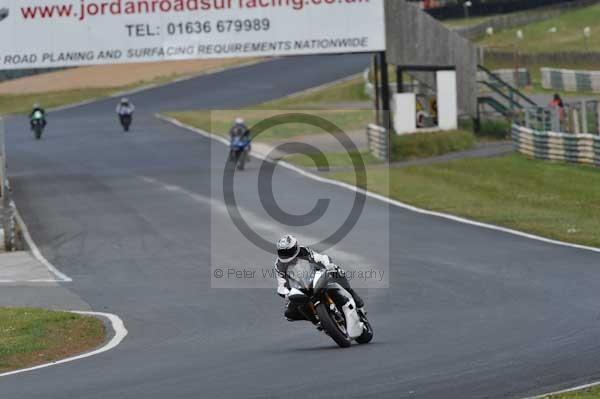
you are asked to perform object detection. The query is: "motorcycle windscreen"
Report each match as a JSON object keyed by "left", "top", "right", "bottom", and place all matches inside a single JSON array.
[{"left": 286, "top": 260, "right": 317, "bottom": 291}]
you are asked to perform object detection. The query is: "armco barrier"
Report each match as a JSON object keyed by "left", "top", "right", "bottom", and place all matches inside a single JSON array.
[
  {"left": 366, "top": 124, "right": 388, "bottom": 161},
  {"left": 541, "top": 67, "right": 600, "bottom": 93},
  {"left": 512, "top": 124, "right": 600, "bottom": 166}
]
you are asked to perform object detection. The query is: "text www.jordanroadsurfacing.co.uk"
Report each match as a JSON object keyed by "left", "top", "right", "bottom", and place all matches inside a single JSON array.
[{"left": 19, "top": 0, "right": 372, "bottom": 21}]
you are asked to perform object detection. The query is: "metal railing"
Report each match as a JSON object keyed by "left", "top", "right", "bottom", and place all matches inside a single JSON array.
[
  {"left": 477, "top": 65, "right": 536, "bottom": 112},
  {"left": 519, "top": 101, "right": 600, "bottom": 135}
]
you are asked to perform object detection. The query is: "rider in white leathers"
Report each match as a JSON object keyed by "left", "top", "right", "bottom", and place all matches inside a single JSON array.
[{"left": 274, "top": 235, "right": 364, "bottom": 329}]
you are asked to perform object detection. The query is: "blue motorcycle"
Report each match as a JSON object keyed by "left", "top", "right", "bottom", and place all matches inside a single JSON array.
[{"left": 228, "top": 136, "right": 251, "bottom": 170}]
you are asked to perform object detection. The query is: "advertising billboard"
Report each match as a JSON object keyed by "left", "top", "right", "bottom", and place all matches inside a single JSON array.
[{"left": 0, "top": 0, "right": 385, "bottom": 69}]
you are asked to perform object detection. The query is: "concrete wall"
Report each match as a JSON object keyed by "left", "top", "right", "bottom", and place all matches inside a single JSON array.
[{"left": 385, "top": 0, "right": 478, "bottom": 117}]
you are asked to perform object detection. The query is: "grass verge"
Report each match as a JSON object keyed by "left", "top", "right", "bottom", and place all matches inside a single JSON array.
[
  {"left": 167, "top": 109, "right": 373, "bottom": 142},
  {"left": 283, "top": 150, "right": 381, "bottom": 168},
  {"left": 478, "top": 4, "right": 600, "bottom": 53},
  {"left": 0, "top": 308, "right": 105, "bottom": 373},
  {"left": 545, "top": 386, "right": 600, "bottom": 398},
  {"left": 392, "top": 130, "right": 476, "bottom": 161},
  {"left": 0, "top": 87, "right": 120, "bottom": 116},
  {"left": 331, "top": 154, "right": 600, "bottom": 248},
  {"left": 261, "top": 76, "right": 369, "bottom": 108}
]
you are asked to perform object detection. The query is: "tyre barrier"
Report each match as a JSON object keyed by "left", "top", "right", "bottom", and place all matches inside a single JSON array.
[
  {"left": 541, "top": 67, "right": 600, "bottom": 93},
  {"left": 512, "top": 124, "right": 600, "bottom": 166},
  {"left": 367, "top": 124, "right": 388, "bottom": 161}
]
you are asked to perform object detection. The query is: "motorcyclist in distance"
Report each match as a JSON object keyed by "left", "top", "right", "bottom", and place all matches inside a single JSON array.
[
  {"left": 274, "top": 235, "right": 365, "bottom": 322},
  {"left": 116, "top": 97, "right": 135, "bottom": 118},
  {"left": 229, "top": 117, "right": 250, "bottom": 140},
  {"left": 29, "top": 103, "right": 47, "bottom": 130},
  {"left": 229, "top": 117, "right": 251, "bottom": 160},
  {"left": 115, "top": 98, "right": 135, "bottom": 131}
]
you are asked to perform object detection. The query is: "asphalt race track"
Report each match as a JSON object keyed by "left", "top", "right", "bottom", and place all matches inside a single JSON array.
[{"left": 2, "top": 55, "right": 600, "bottom": 399}]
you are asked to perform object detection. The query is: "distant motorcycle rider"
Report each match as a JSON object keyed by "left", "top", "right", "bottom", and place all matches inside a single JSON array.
[
  {"left": 229, "top": 117, "right": 250, "bottom": 140},
  {"left": 29, "top": 103, "right": 47, "bottom": 130},
  {"left": 275, "top": 235, "right": 364, "bottom": 322},
  {"left": 116, "top": 97, "right": 135, "bottom": 117},
  {"left": 229, "top": 117, "right": 251, "bottom": 159}
]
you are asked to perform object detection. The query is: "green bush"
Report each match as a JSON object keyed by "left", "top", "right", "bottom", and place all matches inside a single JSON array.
[
  {"left": 477, "top": 119, "right": 511, "bottom": 140},
  {"left": 392, "top": 130, "right": 476, "bottom": 161}
]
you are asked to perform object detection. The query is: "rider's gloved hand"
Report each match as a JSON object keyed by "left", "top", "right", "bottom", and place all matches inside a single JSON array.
[{"left": 326, "top": 263, "right": 346, "bottom": 279}]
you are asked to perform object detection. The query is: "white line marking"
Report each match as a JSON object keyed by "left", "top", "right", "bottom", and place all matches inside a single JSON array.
[
  {"left": 523, "top": 381, "right": 600, "bottom": 399},
  {"left": 157, "top": 114, "right": 600, "bottom": 255},
  {"left": 14, "top": 207, "right": 72, "bottom": 282},
  {"left": 161, "top": 113, "right": 600, "bottom": 396},
  {"left": 0, "top": 310, "right": 127, "bottom": 378}
]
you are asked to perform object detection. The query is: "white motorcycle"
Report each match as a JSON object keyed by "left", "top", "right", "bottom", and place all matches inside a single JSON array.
[{"left": 286, "top": 259, "right": 373, "bottom": 348}]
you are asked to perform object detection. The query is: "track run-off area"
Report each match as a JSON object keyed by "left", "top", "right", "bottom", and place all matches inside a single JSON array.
[{"left": 2, "top": 55, "right": 600, "bottom": 399}]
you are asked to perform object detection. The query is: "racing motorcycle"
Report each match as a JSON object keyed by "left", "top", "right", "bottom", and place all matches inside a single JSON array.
[
  {"left": 228, "top": 135, "right": 250, "bottom": 170},
  {"left": 31, "top": 111, "right": 45, "bottom": 140},
  {"left": 119, "top": 112, "right": 133, "bottom": 132},
  {"left": 286, "top": 259, "right": 373, "bottom": 348}
]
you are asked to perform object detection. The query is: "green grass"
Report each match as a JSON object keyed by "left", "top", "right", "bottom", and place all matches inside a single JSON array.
[
  {"left": 545, "top": 387, "right": 600, "bottom": 399},
  {"left": 0, "top": 308, "right": 105, "bottom": 372},
  {"left": 546, "top": 386, "right": 600, "bottom": 398},
  {"left": 262, "top": 76, "right": 369, "bottom": 108},
  {"left": 284, "top": 150, "right": 381, "bottom": 168},
  {"left": 0, "top": 88, "right": 119, "bottom": 116},
  {"left": 167, "top": 109, "right": 373, "bottom": 142},
  {"left": 392, "top": 130, "right": 476, "bottom": 161},
  {"left": 165, "top": 76, "right": 374, "bottom": 143},
  {"left": 478, "top": 4, "right": 600, "bottom": 53},
  {"left": 331, "top": 154, "right": 600, "bottom": 247}
]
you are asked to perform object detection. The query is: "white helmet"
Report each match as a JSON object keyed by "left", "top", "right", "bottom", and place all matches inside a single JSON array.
[
  {"left": 277, "top": 235, "right": 300, "bottom": 263},
  {"left": 235, "top": 117, "right": 245, "bottom": 125},
  {"left": 121, "top": 97, "right": 129, "bottom": 104}
]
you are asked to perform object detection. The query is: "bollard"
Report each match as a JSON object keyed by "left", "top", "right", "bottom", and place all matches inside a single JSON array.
[
  {"left": 597, "top": 102, "right": 600, "bottom": 135},
  {"left": 572, "top": 108, "right": 580, "bottom": 134},
  {"left": 581, "top": 101, "right": 587, "bottom": 133}
]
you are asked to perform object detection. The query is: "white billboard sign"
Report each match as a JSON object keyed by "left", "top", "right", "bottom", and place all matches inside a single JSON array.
[{"left": 0, "top": 0, "right": 385, "bottom": 70}]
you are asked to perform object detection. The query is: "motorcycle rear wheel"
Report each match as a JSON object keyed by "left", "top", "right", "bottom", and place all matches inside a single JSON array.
[{"left": 316, "top": 303, "right": 351, "bottom": 348}]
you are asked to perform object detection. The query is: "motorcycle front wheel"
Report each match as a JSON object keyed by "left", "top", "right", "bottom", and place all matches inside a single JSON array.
[
  {"left": 34, "top": 127, "right": 42, "bottom": 140},
  {"left": 355, "top": 313, "right": 373, "bottom": 344},
  {"left": 316, "top": 302, "right": 351, "bottom": 348},
  {"left": 237, "top": 151, "right": 246, "bottom": 171}
]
